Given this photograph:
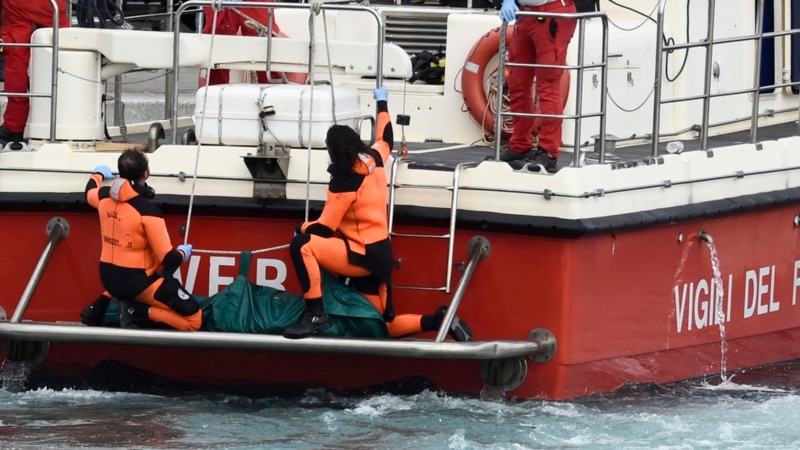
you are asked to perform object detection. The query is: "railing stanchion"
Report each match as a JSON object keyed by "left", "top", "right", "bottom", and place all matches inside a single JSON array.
[
  {"left": 10, "top": 218, "right": 70, "bottom": 323},
  {"left": 435, "top": 236, "right": 490, "bottom": 343}
]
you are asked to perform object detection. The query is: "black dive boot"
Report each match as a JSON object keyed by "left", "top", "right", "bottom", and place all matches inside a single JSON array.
[
  {"left": 119, "top": 301, "right": 151, "bottom": 329},
  {"left": 284, "top": 298, "right": 331, "bottom": 339},
  {"left": 80, "top": 294, "right": 112, "bottom": 326},
  {"left": 435, "top": 306, "right": 474, "bottom": 342}
]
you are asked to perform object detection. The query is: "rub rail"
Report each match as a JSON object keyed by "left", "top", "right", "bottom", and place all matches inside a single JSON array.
[{"left": 0, "top": 321, "right": 545, "bottom": 360}]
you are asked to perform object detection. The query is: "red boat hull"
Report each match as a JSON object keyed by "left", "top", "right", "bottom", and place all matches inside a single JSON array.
[{"left": 2, "top": 203, "right": 800, "bottom": 400}]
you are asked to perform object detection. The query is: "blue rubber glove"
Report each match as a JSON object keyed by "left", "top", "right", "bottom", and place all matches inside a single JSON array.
[
  {"left": 93, "top": 165, "right": 115, "bottom": 180},
  {"left": 500, "top": 0, "right": 518, "bottom": 22},
  {"left": 373, "top": 85, "right": 388, "bottom": 102},
  {"left": 177, "top": 244, "right": 192, "bottom": 263}
]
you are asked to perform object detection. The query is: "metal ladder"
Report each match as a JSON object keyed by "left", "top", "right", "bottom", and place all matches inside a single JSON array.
[{"left": 387, "top": 158, "right": 478, "bottom": 294}]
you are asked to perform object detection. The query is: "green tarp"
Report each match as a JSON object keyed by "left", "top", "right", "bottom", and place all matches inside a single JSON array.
[{"left": 101, "top": 252, "right": 389, "bottom": 338}]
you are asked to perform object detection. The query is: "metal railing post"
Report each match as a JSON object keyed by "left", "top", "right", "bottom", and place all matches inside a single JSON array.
[
  {"left": 750, "top": 0, "right": 765, "bottom": 143},
  {"left": 48, "top": 0, "right": 61, "bottom": 143},
  {"left": 493, "top": 24, "right": 508, "bottom": 160},
  {"left": 10, "top": 218, "right": 70, "bottom": 323},
  {"left": 700, "top": 0, "right": 716, "bottom": 150},
  {"left": 435, "top": 236, "right": 490, "bottom": 343},
  {"left": 651, "top": 0, "right": 667, "bottom": 157}
]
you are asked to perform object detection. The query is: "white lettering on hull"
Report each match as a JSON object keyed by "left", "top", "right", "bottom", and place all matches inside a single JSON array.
[
  {"left": 673, "top": 275, "right": 732, "bottom": 333},
  {"left": 674, "top": 262, "right": 792, "bottom": 333},
  {"left": 173, "top": 255, "right": 288, "bottom": 296}
]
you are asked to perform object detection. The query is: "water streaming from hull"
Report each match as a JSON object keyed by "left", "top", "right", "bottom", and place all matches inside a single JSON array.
[{"left": 706, "top": 240, "right": 729, "bottom": 381}]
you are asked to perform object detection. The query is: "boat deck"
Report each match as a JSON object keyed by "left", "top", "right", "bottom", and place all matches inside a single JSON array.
[{"left": 400, "top": 121, "right": 799, "bottom": 172}]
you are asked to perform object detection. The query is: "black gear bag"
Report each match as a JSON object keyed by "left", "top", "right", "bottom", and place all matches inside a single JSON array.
[{"left": 575, "top": 0, "right": 599, "bottom": 13}]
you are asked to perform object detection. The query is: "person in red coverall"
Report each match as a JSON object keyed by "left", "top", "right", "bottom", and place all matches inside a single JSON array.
[
  {"left": 0, "top": 0, "right": 70, "bottom": 146},
  {"left": 283, "top": 85, "right": 473, "bottom": 341},
  {"left": 497, "top": 0, "right": 576, "bottom": 173},
  {"left": 202, "top": 0, "right": 281, "bottom": 85}
]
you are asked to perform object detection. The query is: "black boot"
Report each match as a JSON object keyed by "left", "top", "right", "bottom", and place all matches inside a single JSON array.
[
  {"left": 435, "top": 306, "right": 474, "bottom": 342},
  {"left": 119, "top": 301, "right": 150, "bottom": 329},
  {"left": 0, "top": 126, "right": 23, "bottom": 147},
  {"left": 283, "top": 298, "right": 331, "bottom": 339},
  {"left": 80, "top": 294, "right": 112, "bottom": 326}
]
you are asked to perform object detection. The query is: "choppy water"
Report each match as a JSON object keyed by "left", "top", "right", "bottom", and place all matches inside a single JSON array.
[{"left": 3, "top": 362, "right": 800, "bottom": 449}]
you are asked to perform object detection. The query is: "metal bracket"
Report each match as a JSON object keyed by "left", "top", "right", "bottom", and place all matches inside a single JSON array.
[
  {"left": 480, "top": 357, "right": 528, "bottom": 391},
  {"left": 243, "top": 150, "right": 291, "bottom": 199},
  {"left": 527, "top": 328, "right": 557, "bottom": 363}
]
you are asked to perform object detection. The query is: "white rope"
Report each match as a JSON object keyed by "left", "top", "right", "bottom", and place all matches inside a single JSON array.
[
  {"left": 303, "top": 4, "right": 322, "bottom": 222},
  {"left": 192, "top": 243, "right": 290, "bottom": 255},
  {"left": 183, "top": 0, "right": 223, "bottom": 245},
  {"left": 484, "top": 72, "right": 513, "bottom": 140},
  {"left": 321, "top": 9, "right": 337, "bottom": 122}
]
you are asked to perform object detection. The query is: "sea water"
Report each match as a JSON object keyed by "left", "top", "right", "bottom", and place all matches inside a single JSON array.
[{"left": 3, "top": 363, "right": 800, "bottom": 449}]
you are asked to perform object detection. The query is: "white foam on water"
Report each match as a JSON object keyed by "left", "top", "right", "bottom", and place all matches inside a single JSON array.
[
  {"left": 4, "top": 384, "right": 800, "bottom": 448},
  {"left": 694, "top": 376, "right": 790, "bottom": 393},
  {"left": 347, "top": 392, "right": 414, "bottom": 418}
]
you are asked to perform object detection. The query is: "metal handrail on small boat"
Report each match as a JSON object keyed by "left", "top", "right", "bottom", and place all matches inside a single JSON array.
[
  {"left": 10, "top": 218, "right": 69, "bottom": 323},
  {"left": 0, "top": 320, "right": 543, "bottom": 359},
  {"left": 434, "top": 236, "right": 489, "bottom": 343}
]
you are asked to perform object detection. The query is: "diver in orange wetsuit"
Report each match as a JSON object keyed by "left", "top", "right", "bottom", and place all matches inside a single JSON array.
[
  {"left": 284, "top": 86, "right": 473, "bottom": 341},
  {"left": 84, "top": 150, "right": 202, "bottom": 331}
]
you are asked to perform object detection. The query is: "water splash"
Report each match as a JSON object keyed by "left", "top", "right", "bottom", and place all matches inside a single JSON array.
[
  {"left": 704, "top": 240, "right": 728, "bottom": 382},
  {"left": 0, "top": 359, "right": 31, "bottom": 393},
  {"left": 672, "top": 237, "right": 695, "bottom": 286},
  {"left": 479, "top": 385, "right": 507, "bottom": 401}
]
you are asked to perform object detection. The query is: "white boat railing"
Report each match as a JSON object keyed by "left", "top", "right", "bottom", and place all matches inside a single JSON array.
[
  {"left": 496, "top": 0, "right": 800, "bottom": 165},
  {"left": 653, "top": 0, "right": 800, "bottom": 154},
  {"left": 0, "top": 0, "right": 63, "bottom": 143},
  {"left": 494, "top": 9, "right": 609, "bottom": 165},
  {"left": 169, "top": 1, "right": 389, "bottom": 144}
]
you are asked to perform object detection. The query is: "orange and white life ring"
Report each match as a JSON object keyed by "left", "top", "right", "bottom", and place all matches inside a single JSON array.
[
  {"left": 198, "top": 30, "right": 308, "bottom": 87},
  {"left": 461, "top": 26, "right": 570, "bottom": 138}
]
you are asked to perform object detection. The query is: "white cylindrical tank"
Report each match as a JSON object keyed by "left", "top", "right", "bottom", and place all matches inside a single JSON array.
[{"left": 28, "top": 47, "right": 104, "bottom": 141}]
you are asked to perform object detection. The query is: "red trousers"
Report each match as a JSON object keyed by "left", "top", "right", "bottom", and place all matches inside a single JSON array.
[
  {"left": 202, "top": 1, "right": 280, "bottom": 85},
  {"left": 1, "top": 0, "right": 69, "bottom": 133},
  {"left": 507, "top": 1, "right": 576, "bottom": 157}
]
